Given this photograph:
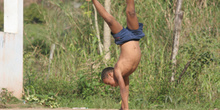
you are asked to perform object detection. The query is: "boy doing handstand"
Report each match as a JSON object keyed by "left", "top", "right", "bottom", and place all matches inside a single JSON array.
[{"left": 92, "top": 0, "right": 145, "bottom": 109}]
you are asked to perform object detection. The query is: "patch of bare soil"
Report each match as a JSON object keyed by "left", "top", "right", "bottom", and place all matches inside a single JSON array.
[{"left": 0, "top": 103, "right": 119, "bottom": 110}]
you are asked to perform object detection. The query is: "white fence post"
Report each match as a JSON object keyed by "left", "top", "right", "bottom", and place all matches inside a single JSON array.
[{"left": 0, "top": 0, "right": 23, "bottom": 98}]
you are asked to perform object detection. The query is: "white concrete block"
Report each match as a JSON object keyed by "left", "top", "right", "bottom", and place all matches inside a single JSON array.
[{"left": 0, "top": 0, "right": 23, "bottom": 98}]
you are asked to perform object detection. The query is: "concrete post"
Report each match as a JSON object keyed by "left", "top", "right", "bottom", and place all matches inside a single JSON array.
[{"left": 0, "top": 0, "right": 23, "bottom": 98}]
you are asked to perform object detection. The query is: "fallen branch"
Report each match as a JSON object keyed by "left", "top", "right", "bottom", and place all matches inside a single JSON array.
[{"left": 177, "top": 60, "right": 192, "bottom": 83}]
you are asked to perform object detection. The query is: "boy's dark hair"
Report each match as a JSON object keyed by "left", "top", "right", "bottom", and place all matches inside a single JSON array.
[{"left": 101, "top": 67, "right": 114, "bottom": 81}]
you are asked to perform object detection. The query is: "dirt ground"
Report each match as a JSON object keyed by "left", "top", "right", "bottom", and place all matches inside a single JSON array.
[
  {"left": 0, "top": 104, "right": 119, "bottom": 110},
  {"left": 0, "top": 108, "right": 117, "bottom": 110}
]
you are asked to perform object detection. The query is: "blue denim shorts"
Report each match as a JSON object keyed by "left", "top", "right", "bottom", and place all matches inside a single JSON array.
[{"left": 111, "top": 23, "right": 145, "bottom": 45}]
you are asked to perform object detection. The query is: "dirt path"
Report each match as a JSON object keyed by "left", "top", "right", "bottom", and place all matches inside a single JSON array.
[{"left": 0, "top": 108, "right": 118, "bottom": 110}]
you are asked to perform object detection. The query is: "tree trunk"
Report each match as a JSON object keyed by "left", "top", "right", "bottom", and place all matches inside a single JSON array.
[
  {"left": 171, "top": 0, "right": 184, "bottom": 82},
  {"left": 103, "top": 0, "right": 111, "bottom": 60},
  {"left": 93, "top": 4, "right": 103, "bottom": 55}
]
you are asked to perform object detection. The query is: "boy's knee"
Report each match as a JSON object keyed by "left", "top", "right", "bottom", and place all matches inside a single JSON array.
[{"left": 126, "top": 9, "right": 136, "bottom": 17}]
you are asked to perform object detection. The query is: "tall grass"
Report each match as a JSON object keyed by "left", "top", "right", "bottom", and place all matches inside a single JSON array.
[{"left": 23, "top": 0, "right": 220, "bottom": 109}]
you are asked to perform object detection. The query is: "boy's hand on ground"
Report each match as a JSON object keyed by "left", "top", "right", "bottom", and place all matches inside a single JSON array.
[
  {"left": 120, "top": 105, "right": 129, "bottom": 110},
  {"left": 119, "top": 108, "right": 129, "bottom": 110}
]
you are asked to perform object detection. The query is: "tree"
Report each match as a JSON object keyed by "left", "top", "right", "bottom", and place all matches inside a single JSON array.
[
  {"left": 171, "top": 0, "right": 184, "bottom": 82},
  {"left": 93, "top": 4, "right": 103, "bottom": 55},
  {"left": 103, "top": 0, "right": 111, "bottom": 60}
]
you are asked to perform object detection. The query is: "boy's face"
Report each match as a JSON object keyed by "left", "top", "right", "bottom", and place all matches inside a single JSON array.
[{"left": 103, "top": 72, "right": 119, "bottom": 87}]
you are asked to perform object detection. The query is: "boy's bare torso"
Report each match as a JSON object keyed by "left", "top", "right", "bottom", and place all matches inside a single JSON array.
[{"left": 116, "top": 40, "right": 141, "bottom": 77}]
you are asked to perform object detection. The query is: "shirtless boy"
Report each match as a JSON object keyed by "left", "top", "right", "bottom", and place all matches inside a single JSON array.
[{"left": 92, "top": 0, "right": 145, "bottom": 109}]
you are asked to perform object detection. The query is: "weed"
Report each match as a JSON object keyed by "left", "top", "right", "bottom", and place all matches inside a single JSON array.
[
  {"left": 0, "top": 88, "right": 19, "bottom": 108},
  {"left": 24, "top": 86, "right": 59, "bottom": 108}
]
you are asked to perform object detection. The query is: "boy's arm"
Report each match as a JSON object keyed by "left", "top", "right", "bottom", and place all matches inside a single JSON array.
[
  {"left": 114, "top": 68, "right": 129, "bottom": 110},
  {"left": 120, "top": 77, "right": 129, "bottom": 110}
]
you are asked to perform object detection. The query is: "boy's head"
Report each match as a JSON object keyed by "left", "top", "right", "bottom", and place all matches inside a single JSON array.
[{"left": 101, "top": 67, "right": 118, "bottom": 87}]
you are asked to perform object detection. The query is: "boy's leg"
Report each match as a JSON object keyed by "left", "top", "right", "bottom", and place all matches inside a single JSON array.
[
  {"left": 126, "top": 0, "right": 139, "bottom": 30},
  {"left": 92, "top": 0, "right": 123, "bottom": 34}
]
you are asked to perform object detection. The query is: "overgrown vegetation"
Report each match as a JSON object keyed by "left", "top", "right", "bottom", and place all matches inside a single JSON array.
[
  {"left": 24, "top": 86, "right": 59, "bottom": 108},
  {"left": 0, "top": 88, "right": 20, "bottom": 108},
  {"left": 0, "top": 11, "right": 3, "bottom": 31},
  {"left": 24, "top": 3, "right": 45, "bottom": 24},
  {"left": 1, "top": 0, "right": 219, "bottom": 109}
]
